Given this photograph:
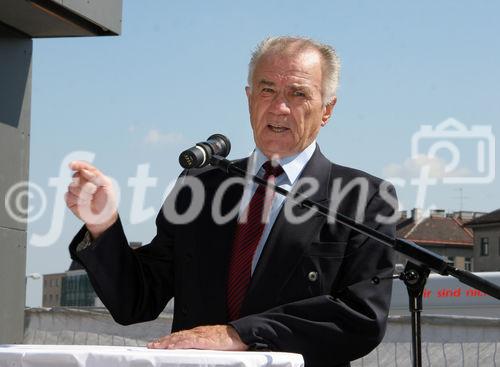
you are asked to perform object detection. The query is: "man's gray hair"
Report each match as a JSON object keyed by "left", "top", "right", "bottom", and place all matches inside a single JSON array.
[{"left": 247, "top": 36, "right": 340, "bottom": 105}]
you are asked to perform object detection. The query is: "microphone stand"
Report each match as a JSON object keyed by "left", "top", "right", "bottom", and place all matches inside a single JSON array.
[{"left": 209, "top": 155, "right": 500, "bottom": 367}]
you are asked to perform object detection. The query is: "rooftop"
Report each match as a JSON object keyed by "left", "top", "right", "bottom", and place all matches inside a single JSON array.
[
  {"left": 397, "top": 209, "right": 474, "bottom": 247},
  {"left": 466, "top": 208, "right": 500, "bottom": 226}
]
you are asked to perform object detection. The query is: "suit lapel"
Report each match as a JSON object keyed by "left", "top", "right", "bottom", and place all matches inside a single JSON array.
[{"left": 240, "top": 146, "right": 333, "bottom": 315}]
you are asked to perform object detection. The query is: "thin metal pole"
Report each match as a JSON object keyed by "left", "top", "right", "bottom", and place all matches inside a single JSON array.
[{"left": 410, "top": 303, "right": 422, "bottom": 367}]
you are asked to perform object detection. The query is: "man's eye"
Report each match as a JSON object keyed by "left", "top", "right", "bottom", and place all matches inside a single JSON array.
[
  {"left": 293, "top": 91, "right": 306, "bottom": 97},
  {"left": 261, "top": 88, "right": 275, "bottom": 94}
]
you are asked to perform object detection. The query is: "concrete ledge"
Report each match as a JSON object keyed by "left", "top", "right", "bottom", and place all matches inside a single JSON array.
[{"left": 0, "top": 0, "right": 122, "bottom": 37}]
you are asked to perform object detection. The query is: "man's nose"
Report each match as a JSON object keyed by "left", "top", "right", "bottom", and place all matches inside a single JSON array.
[{"left": 270, "top": 93, "right": 291, "bottom": 115}]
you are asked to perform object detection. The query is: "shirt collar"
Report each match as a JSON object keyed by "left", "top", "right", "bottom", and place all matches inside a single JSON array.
[{"left": 249, "top": 140, "right": 317, "bottom": 185}]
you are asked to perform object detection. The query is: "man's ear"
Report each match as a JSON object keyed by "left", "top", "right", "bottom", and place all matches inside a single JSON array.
[{"left": 321, "top": 96, "right": 337, "bottom": 126}]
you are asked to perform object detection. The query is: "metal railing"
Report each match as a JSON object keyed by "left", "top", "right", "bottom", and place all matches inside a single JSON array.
[
  {"left": 353, "top": 315, "right": 500, "bottom": 367},
  {"left": 23, "top": 308, "right": 500, "bottom": 366}
]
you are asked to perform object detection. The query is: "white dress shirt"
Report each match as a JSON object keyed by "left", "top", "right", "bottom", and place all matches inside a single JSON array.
[{"left": 237, "top": 141, "right": 317, "bottom": 274}]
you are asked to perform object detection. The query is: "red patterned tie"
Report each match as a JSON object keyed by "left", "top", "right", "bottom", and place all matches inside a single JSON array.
[{"left": 227, "top": 161, "right": 284, "bottom": 321}]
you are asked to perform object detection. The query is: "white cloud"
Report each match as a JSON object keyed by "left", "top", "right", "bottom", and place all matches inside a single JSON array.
[
  {"left": 144, "top": 129, "right": 184, "bottom": 146},
  {"left": 383, "top": 154, "right": 471, "bottom": 180}
]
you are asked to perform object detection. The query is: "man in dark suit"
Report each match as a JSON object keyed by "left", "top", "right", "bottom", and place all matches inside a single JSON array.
[{"left": 66, "top": 36, "right": 397, "bottom": 366}]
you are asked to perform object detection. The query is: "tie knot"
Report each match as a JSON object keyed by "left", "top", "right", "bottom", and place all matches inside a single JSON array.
[{"left": 262, "top": 161, "right": 284, "bottom": 179}]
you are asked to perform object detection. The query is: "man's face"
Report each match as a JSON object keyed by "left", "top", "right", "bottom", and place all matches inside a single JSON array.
[{"left": 246, "top": 49, "right": 336, "bottom": 159}]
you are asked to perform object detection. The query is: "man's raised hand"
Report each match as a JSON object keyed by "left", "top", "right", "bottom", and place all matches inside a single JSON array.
[{"left": 65, "top": 161, "right": 118, "bottom": 239}]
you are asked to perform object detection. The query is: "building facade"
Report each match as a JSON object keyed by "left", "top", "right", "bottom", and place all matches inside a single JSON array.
[
  {"left": 60, "top": 270, "right": 97, "bottom": 307},
  {"left": 396, "top": 209, "right": 482, "bottom": 271},
  {"left": 42, "top": 273, "right": 65, "bottom": 307},
  {"left": 466, "top": 209, "right": 500, "bottom": 272},
  {"left": 42, "top": 242, "right": 141, "bottom": 307}
]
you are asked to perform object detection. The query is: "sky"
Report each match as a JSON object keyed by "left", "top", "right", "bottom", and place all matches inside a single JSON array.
[{"left": 24, "top": 0, "right": 499, "bottom": 306}]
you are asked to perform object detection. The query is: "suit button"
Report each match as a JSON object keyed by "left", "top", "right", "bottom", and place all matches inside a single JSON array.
[{"left": 308, "top": 271, "right": 318, "bottom": 282}]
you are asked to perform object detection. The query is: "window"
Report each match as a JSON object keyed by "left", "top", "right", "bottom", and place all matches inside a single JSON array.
[
  {"left": 498, "top": 238, "right": 500, "bottom": 256},
  {"left": 480, "top": 238, "right": 489, "bottom": 256},
  {"left": 464, "top": 257, "right": 472, "bottom": 271},
  {"left": 446, "top": 256, "right": 455, "bottom": 266}
]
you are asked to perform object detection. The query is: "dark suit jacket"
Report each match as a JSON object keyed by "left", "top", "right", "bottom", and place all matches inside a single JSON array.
[{"left": 69, "top": 146, "right": 396, "bottom": 367}]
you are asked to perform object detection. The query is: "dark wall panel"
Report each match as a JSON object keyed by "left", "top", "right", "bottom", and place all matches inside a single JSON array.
[{"left": 0, "top": 22, "right": 31, "bottom": 343}]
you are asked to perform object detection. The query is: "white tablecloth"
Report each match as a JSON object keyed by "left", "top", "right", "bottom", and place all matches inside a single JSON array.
[{"left": 0, "top": 345, "right": 304, "bottom": 367}]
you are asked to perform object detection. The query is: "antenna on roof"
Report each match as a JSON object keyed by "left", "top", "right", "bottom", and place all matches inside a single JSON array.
[{"left": 453, "top": 188, "right": 470, "bottom": 212}]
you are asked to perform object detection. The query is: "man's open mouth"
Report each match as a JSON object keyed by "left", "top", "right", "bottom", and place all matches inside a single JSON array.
[{"left": 268, "top": 124, "right": 289, "bottom": 133}]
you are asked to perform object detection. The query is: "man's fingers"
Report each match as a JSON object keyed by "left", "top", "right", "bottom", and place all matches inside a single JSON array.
[
  {"left": 71, "top": 172, "right": 103, "bottom": 191},
  {"left": 65, "top": 191, "right": 90, "bottom": 209},
  {"left": 172, "top": 336, "right": 211, "bottom": 349},
  {"left": 168, "top": 340, "right": 193, "bottom": 349},
  {"left": 147, "top": 326, "right": 246, "bottom": 351},
  {"left": 147, "top": 330, "right": 215, "bottom": 350},
  {"left": 147, "top": 333, "right": 188, "bottom": 349},
  {"left": 65, "top": 191, "right": 78, "bottom": 209},
  {"left": 70, "top": 181, "right": 98, "bottom": 195},
  {"left": 68, "top": 182, "right": 95, "bottom": 201},
  {"left": 69, "top": 160, "right": 98, "bottom": 173},
  {"left": 79, "top": 169, "right": 100, "bottom": 184},
  {"left": 69, "top": 161, "right": 105, "bottom": 186},
  {"left": 147, "top": 336, "right": 173, "bottom": 349}
]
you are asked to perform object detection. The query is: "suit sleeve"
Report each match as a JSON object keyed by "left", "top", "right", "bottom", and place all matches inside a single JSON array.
[
  {"left": 68, "top": 210, "right": 176, "bottom": 325},
  {"left": 230, "top": 184, "right": 397, "bottom": 366}
]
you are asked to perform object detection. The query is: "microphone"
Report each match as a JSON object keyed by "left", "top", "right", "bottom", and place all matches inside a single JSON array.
[{"left": 179, "top": 134, "right": 231, "bottom": 169}]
